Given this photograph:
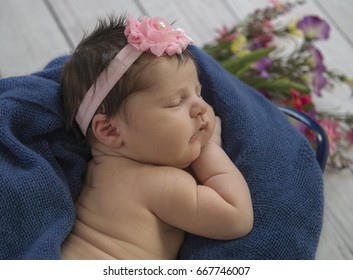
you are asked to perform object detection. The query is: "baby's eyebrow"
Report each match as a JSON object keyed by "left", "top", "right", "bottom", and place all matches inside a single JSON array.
[
  {"left": 159, "top": 83, "right": 202, "bottom": 102},
  {"left": 156, "top": 89, "right": 184, "bottom": 103}
]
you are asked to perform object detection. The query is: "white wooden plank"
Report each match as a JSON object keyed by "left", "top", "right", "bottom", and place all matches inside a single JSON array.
[
  {"left": 317, "top": 0, "right": 353, "bottom": 44},
  {"left": 0, "top": 0, "right": 70, "bottom": 77},
  {"left": 222, "top": 0, "right": 268, "bottom": 18},
  {"left": 316, "top": 205, "right": 353, "bottom": 259},
  {"left": 140, "top": 0, "right": 240, "bottom": 46},
  {"left": 316, "top": 170, "right": 353, "bottom": 259},
  {"left": 47, "top": 0, "right": 143, "bottom": 47}
]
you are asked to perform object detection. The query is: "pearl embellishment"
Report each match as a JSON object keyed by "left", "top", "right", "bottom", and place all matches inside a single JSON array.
[{"left": 157, "top": 21, "right": 166, "bottom": 30}]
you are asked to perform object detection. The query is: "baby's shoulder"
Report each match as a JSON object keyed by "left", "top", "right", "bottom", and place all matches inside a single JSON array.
[
  {"left": 143, "top": 165, "right": 197, "bottom": 189},
  {"left": 147, "top": 165, "right": 192, "bottom": 177}
]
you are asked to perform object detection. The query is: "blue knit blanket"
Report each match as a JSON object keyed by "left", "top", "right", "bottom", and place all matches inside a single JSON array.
[{"left": 0, "top": 46, "right": 323, "bottom": 259}]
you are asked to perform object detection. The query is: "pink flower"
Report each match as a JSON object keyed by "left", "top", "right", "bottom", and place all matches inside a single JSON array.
[
  {"left": 318, "top": 118, "right": 341, "bottom": 154},
  {"left": 250, "top": 33, "right": 273, "bottom": 49},
  {"left": 269, "top": 0, "right": 284, "bottom": 9},
  {"left": 215, "top": 25, "right": 237, "bottom": 42},
  {"left": 125, "top": 16, "right": 193, "bottom": 57},
  {"left": 346, "top": 129, "right": 353, "bottom": 146}
]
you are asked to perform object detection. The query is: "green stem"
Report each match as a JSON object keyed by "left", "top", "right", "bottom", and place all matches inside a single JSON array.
[{"left": 317, "top": 112, "right": 353, "bottom": 123}]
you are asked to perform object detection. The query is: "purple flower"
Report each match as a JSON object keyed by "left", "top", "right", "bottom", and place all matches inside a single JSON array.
[
  {"left": 297, "top": 15, "right": 330, "bottom": 41},
  {"left": 312, "top": 70, "right": 327, "bottom": 96},
  {"left": 307, "top": 45, "right": 325, "bottom": 72},
  {"left": 306, "top": 45, "right": 328, "bottom": 96},
  {"left": 254, "top": 57, "right": 272, "bottom": 78}
]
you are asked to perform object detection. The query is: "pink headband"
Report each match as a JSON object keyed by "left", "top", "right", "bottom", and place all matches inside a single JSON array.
[{"left": 76, "top": 16, "right": 193, "bottom": 135}]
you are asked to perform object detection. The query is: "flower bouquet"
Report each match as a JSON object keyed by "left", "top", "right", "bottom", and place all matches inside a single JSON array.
[{"left": 203, "top": 0, "right": 353, "bottom": 170}]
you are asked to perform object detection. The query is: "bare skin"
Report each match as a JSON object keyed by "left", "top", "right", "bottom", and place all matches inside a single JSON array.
[{"left": 61, "top": 58, "right": 253, "bottom": 259}]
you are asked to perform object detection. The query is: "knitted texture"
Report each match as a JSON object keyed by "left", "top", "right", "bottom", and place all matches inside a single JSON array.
[
  {"left": 0, "top": 46, "right": 323, "bottom": 259},
  {"left": 0, "top": 56, "right": 90, "bottom": 259}
]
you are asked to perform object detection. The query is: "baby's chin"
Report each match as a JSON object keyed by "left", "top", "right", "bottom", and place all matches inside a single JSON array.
[
  {"left": 172, "top": 157, "right": 199, "bottom": 170},
  {"left": 169, "top": 150, "right": 203, "bottom": 170}
]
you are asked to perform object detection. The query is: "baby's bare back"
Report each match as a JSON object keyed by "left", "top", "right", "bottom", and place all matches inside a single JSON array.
[{"left": 61, "top": 160, "right": 185, "bottom": 260}]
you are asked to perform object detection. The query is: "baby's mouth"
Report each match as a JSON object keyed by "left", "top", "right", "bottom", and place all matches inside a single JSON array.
[
  {"left": 199, "top": 121, "right": 208, "bottom": 131},
  {"left": 190, "top": 121, "right": 209, "bottom": 142}
]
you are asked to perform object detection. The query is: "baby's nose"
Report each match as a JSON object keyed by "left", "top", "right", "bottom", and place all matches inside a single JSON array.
[{"left": 190, "top": 97, "right": 208, "bottom": 118}]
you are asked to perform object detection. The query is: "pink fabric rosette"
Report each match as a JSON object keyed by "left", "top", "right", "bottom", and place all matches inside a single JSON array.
[{"left": 125, "top": 16, "right": 193, "bottom": 57}]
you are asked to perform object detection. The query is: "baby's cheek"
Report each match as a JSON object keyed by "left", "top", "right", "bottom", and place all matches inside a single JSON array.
[
  {"left": 202, "top": 125, "right": 214, "bottom": 145},
  {"left": 201, "top": 104, "right": 217, "bottom": 145}
]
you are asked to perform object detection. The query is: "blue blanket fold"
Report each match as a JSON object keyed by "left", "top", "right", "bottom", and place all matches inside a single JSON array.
[
  {"left": 0, "top": 46, "right": 323, "bottom": 260},
  {"left": 0, "top": 57, "right": 91, "bottom": 259}
]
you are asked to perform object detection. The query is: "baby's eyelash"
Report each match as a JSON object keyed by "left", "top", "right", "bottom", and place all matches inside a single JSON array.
[{"left": 167, "top": 97, "right": 183, "bottom": 108}]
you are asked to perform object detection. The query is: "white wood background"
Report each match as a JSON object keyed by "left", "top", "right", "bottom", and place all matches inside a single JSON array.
[{"left": 1, "top": 0, "right": 352, "bottom": 259}]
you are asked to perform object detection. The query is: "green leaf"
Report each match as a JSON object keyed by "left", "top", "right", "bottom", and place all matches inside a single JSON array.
[
  {"left": 220, "top": 47, "right": 275, "bottom": 73},
  {"left": 235, "top": 64, "right": 252, "bottom": 77},
  {"left": 240, "top": 77, "right": 311, "bottom": 94},
  {"left": 203, "top": 41, "right": 232, "bottom": 60}
]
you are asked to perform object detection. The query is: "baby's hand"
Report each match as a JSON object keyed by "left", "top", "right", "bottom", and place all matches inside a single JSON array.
[{"left": 208, "top": 116, "right": 222, "bottom": 147}]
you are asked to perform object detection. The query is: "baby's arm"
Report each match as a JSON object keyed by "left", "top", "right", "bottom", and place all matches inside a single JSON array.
[
  {"left": 149, "top": 117, "right": 253, "bottom": 240},
  {"left": 190, "top": 117, "right": 253, "bottom": 238}
]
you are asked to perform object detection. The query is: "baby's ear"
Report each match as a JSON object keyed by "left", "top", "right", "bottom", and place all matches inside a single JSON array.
[{"left": 91, "top": 114, "right": 124, "bottom": 148}]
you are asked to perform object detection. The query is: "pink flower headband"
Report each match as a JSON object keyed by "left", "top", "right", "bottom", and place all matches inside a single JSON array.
[{"left": 76, "top": 16, "right": 193, "bottom": 135}]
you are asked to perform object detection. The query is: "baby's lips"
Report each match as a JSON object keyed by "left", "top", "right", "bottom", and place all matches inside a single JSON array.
[{"left": 199, "top": 121, "right": 208, "bottom": 131}]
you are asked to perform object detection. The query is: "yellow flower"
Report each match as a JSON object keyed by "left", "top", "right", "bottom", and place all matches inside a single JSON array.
[
  {"left": 235, "top": 49, "right": 251, "bottom": 57},
  {"left": 230, "top": 34, "right": 248, "bottom": 56},
  {"left": 287, "top": 19, "right": 303, "bottom": 37}
]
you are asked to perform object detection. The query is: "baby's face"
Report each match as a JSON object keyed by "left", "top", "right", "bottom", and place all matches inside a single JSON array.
[{"left": 118, "top": 57, "right": 215, "bottom": 168}]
